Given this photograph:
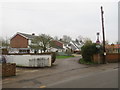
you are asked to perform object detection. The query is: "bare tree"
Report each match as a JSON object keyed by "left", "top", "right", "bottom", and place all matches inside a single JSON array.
[
  {"left": 54, "top": 36, "right": 59, "bottom": 41},
  {"left": 0, "top": 37, "right": 10, "bottom": 48},
  {"left": 30, "top": 34, "right": 53, "bottom": 53},
  {"left": 84, "top": 38, "right": 92, "bottom": 45},
  {"left": 62, "top": 35, "right": 72, "bottom": 43}
]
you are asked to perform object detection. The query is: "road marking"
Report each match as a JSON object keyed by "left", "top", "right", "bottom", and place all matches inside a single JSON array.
[{"left": 39, "top": 85, "right": 46, "bottom": 88}]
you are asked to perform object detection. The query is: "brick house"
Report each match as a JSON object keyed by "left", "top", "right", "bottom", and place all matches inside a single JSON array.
[
  {"left": 105, "top": 44, "right": 120, "bottom": 53},
  {"left": 10, "top": 32, "right": 36, "bottom": 53},
  {"left": 49, "top": 40, "right": 64, "bottom": 52}
]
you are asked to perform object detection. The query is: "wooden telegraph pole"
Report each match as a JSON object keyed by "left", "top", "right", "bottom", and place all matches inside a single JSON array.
[{"left": 101, "top": 6, "right": 106, "bottom": 64}]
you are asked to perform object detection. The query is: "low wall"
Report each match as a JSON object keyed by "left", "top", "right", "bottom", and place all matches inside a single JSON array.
[
  {"left": 93, "top": 54, "right": 103, "bottom": 64},
  {"left": 7, "top": 52, "right": 56, "bottom": 64},
  {"left": 93, "top": 53, "right": 120, "bottom": 63},
  {"left": 2, "top": 63, "right": 16, "bottom": 77},
  {"left": 105, "top": 53, "right": 120, "bottom": 63},
  {"left": 4, "top": 55, "right": 52, "bottom": 67}
]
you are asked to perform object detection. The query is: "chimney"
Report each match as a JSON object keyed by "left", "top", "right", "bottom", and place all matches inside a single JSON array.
[{"left": 32, "top": 33, "right": 35, "bottom": 36}]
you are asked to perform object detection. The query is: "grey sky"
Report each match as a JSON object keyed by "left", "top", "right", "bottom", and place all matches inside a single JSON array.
[{"left": 0, "top": 0, "right": 118, "bottom": 43}]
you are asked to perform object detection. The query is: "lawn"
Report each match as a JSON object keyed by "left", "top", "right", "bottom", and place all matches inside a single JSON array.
[{"left": 56, "top": 55, "right": 74, "bottom": 59}]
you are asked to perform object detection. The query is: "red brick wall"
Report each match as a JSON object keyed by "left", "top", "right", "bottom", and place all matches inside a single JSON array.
[
  {"left": 2, "top": 63, "right": 16, "bottom": 77},
  {"left": 106, "top": 53, "right": 120, "bottom": 63},
  {"left": 10, "top": 34, "right": 28, "bottom": 48},
  {"left": 93, "top": 53, "right": 120, "bottom": 63}
]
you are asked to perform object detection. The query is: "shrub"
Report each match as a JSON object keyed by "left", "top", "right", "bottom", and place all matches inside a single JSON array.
[
  {"left": 81, "top": 43, "right": 102, "bottom": 62},
  {"left": 79, "top": 58, "right": 96, "bottom": 65}
]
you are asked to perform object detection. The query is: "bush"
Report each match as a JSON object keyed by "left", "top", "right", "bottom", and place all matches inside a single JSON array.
[
  {"left": 51, "top": 52, "right": 56, "bottom": 63},
  {"left": 81, "top": 43, "right": 102, "bottom": 62}
]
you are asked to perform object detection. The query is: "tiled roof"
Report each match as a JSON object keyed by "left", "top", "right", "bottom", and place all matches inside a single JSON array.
[
  {"left": 53, "top": 46, "right": 64, "bottom": 49},
  {"left": 17, "top": 32, "right": 37, "bottom": 39}
]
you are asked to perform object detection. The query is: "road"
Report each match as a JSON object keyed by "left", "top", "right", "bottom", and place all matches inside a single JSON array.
[
  {"left": 2, "top": 56, "right": 118, "bottom": 88},
  {"left": 48, "top": 69, "right": 118, "bottom": 88}
]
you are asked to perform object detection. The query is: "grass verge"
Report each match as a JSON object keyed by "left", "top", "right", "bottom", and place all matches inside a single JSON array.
[{"left": 56, "top": 55, "right": 74, "bottom": 59}]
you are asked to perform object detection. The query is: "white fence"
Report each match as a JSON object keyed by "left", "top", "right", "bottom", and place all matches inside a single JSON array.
[{"left": 5, "top": 55, "right": 52, "bottom": 67}]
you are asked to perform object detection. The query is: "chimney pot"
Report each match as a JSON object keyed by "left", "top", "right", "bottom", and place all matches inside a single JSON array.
[{"left": 32, "top": 33, "right": 35, "bottom": 36}]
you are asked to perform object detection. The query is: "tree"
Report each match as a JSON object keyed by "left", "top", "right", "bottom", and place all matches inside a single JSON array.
[
  {"left": 84, "top": 38, "right": 92, "bottom": 45},
  {"left": 54, "top": 36, "right": 59, "bottom": 41},
  {"left": 0, "top": 37, "right": 10, "bottom": 48},
  {"left": 62, "top": 35, "right": 72, "bottom": 43},
  {"left": 30, "top": 34, "right": 53, "bottom": 53},
  {"left": 59, "top": 38, "right": 63, "bottom": 41},
  {"left": 116, "top": 41, "right": 120, "bottom": 44},
  {"left": 76, "top": 36, "right": 92, "bottom": 44}
]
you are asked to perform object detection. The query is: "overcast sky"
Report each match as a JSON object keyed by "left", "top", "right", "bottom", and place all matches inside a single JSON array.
[{"left": 0, "top": 0, "right": 118, "bottom": 43}]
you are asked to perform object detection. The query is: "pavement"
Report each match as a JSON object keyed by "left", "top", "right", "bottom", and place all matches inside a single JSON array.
[{"left": 1, "top": 56, "right": 119, "bottom": 88}]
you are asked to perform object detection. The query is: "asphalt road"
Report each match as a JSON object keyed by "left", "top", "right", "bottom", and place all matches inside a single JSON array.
[
  {"left": 2, "top": 56, "right": 118, "bottom": 88},
  {"left": 48, "top": 69, "right": 118, "bottom": 88}
]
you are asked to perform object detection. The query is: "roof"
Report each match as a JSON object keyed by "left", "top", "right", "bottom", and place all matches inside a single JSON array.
[
  {"left": 11, "top": 32, "right": 37, "bottom": 40},
  {"left": 52, "top": 40, "right": 63, "bottom": 44},
  {"left": 18, "top": 32, "right": 36, "bottom": 39},
  {"left": 53, "top": 46, "right": 64, "bottom": 49},
  {"left": 114, "top": 44, "right": 120, "bottom": 49},
  {"left": 71, "top": 41, "right": 81, "bottom": 49},
  {"left": 70, "top": 44, "right": 77, "bottom": 50},
  {"left": 105, "top": 44, "right": 120, "bottom": 49},
  {"left": 72, "top": 41, "right": 80, "bottom": 45}
]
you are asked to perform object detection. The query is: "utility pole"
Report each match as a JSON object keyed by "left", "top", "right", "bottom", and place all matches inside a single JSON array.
[{"left": 101, "top": 6, "right": 106, "bottom": 64}]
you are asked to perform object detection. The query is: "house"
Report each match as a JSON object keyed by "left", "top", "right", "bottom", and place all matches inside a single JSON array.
[
  {"left": 10, "top": 32, "right": 64, "bottom": 53},
  {"left": 62, "top": 40, "right": 84, "bottom": 53},
  {"left": 49, "top": 40, "right": 64, "bottom": 52},
  {"left": 69, "top": 41, "right": 83, "bottom": 53},
  {"left": 10, "top": 32, "right": 37, "bottom": 53},
  {"left": 10, "top": 32, "right": 84, "bottom": 53},
  {"left": 105, "top": 44, "right": 120, "bottom": 53}
]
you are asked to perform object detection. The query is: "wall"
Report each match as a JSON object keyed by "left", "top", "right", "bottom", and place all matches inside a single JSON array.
[
  {"left": 10, "top": 34, "right": 28, "bottom": 48},
  {"left": 2, "top": 63, "right": 16, "bottom": 77},
  {"left": 93, "top": 54, "right": 103, "bottom": 64},
  {"left": 93, "top": 53, "right": 120, "bottom": 63},
  {"left": 5, "top": 55, "right": 52, "bottom": 67},
  {"left": 105, "top": 53, "right": 120, "bottom": 63}
]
